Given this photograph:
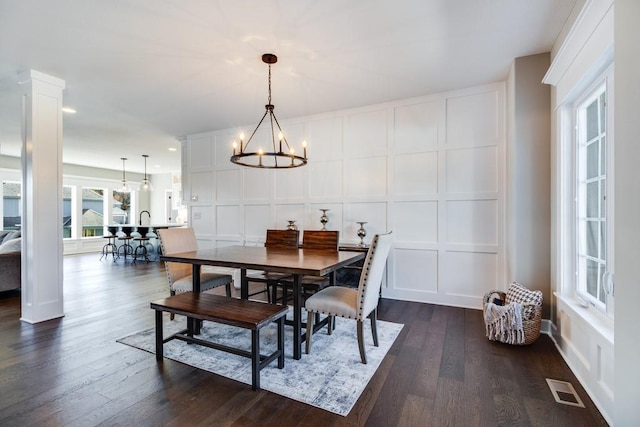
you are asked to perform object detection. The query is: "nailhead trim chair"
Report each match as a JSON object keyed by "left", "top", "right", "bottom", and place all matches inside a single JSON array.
[{"left": 305, "top": 231, "right": 393, "bottom": 364}]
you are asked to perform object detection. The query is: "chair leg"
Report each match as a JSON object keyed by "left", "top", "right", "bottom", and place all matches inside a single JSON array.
[
  {"left": 357, "top": 320, "right": 367, "bottom": 364},
  {"left": 305, "top": 310, "right": 314, "bottom": 354},
  {"left": 170, "top": 290, "right": 176, "bottom": 320},
  {"left": 225, "top": 283, "right": 232, "bottom": 297},
  {"left": 327, "top": 315, "right": 334, "bottom": 335},
  {"left": 370, "top": 309, "right": 379, "bottom": 347}
]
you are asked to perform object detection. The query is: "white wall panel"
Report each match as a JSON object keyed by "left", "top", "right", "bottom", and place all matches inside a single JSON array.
[
  {"left": 275, "top": 167, "right": 304, "bottom": 200},
  {"left": 393, "top": 152, "right": 438, "bottom": 196},
  {"left": 307, "top": 117, "right": 343, "bottom": 161},
  {"left": 309, "top": 161, "right": 343, "bottom": 199},
  {"left": 190, "top": 171, "right": 212, "bottom": 204},
  {"left": 393, "top": 248, "right": 438, "bottom": 292},
  {"left": 394, "top": 101, "right": 440, "bottom": 152},
  {"left": 446, "top": 91, "right": 499, "bottom": 147},
  {"left": 189, "top": 135, "right": 213, "bottom": 169},
  {"left": 446, "top": 146, "right": 497, "bottom": 193},
  {"left": 244, "top": 168, "right": 271, "bottom": 201},
  {"left": 191, "top": 205, "right": 213, "bottom": 235},
  {"left": 346, "top": 156, "right": 387, "bottom": 198},
  {"left": 447, "top": 200, "right": 497, "bottom": 245},
  {"left": 216, "top": 170, "right": 241, "bottom": 202},
  {"left": 442, "top": 251, "right": 497, "bottom": 296},
  {"left": 345, "top": 109, "right": 387, "bottom": 156},
  {"left": 244, "top": 204, "right": 270, "bottom": 241},
  {"left": 393, "top": 201, "right": 437, "bottom": 243},
  {"left": 216, "top": 205, "right": 241, "bottom": 236}
]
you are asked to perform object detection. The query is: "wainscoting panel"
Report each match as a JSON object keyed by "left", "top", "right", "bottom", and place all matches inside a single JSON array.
[
  {"left": 243, "top": 168, "right": 272, "bottom": 201},
  {"left": 306, "top": 116, "right": 343, "bottom": 161},
  {"left": 393, "top": 100, "right": 440, "bottom": 152},
  {"left": 189, "top": 134, "right": 213, "bottom": 170},
  {"left": 445, "top": 146, "right": 498, "bottom": 193},
  {"left": 244, "top": 204, "right": 270, "bottom": 241},
  {"left": 441, "top": 251, "right": 498, "bottom": 297},
  {"left": 392, "top": 152, "right": 438, "bottom": 196},
  {"left": 216, "top": 169, "right": 241, "bottom": 202},
  {"left": 275, "top": 167, "right": 304, "bottom": 200},
  {"left": 446, "top": 90, "right": 500, "bottom": 147},
  {"left": 346, "top": 156, "right": 387, "bottom": 198},
  {"left": 345, "top": 109, "right": 387, "bottom": 156},
  {"left": 446, "top": 200, "right": 497, "bottom": 245},
  {"left": 190, "top": 171, "right": 213, "bottom": 204},
  {"left": 392, "top": 201, "right": 438, "bottom": 243},
  {"left": 184, "top": 82, "right": 505, "bottom": 308},
  {"left": 191, "top": 205, "right": 214, "bottom": 235},
  {"left": 392, "top": 248, "right": 438, "bottom": 292},
  {"left": 308, "top": 160, "right": 343, "bottom": 199}
]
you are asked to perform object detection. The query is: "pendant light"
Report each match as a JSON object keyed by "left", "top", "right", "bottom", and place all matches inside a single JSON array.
[
  {"left": 230, "top": 53, "right": 308, "bottom": 169},
  {"left": 120, "top": 157, "right": 130, "bottom": 193},
  {"left": 140, "top": 154, "right": 153, "bottom": 191}
]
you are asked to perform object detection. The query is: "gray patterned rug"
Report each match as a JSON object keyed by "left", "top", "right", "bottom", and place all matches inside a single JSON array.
[{"left": 117, "top": 310, "right": 403, "bottom": 416}]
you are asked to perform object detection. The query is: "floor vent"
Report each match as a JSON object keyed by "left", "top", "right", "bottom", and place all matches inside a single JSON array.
[{"left": 546, "top": 378, "right": 585, "bottom": 408}]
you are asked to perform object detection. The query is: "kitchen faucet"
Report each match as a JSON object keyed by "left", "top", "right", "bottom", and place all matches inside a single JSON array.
[{"left": 139, "top": 210, "right": 150, "bottom": 226}]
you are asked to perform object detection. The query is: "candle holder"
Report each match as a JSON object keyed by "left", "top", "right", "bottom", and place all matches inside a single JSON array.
[
  {"left": 356, "top": 221, "right": 367, "bottom": 247},
  {"left": 286, "top": 220, "right": 298, "bottom": 231},
  {"left": 319, "top": 209, "right": 330, "bottom": 230}
]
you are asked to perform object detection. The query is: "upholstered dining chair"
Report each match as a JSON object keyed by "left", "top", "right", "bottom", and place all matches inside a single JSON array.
[
  {"left": 305, "top": 231, "right": 393, "bottom": 364},
  {"left": 158, "top": 227, "right": 233, "bottom": 319},
  {"left": 246, "top": 229, "right": 299, "bottom": 303},
  {"left": 277, "top": 230, "right": 339, "bottom": 303}
]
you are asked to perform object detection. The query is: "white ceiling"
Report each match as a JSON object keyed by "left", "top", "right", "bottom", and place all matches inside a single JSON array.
[{"left": 0, "top": 0, "right": 576, "bottom": 174}]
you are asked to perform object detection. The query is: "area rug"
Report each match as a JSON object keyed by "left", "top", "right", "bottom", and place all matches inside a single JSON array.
[{"left": 117, "top": 310, "right": 403, "bottom": 416}]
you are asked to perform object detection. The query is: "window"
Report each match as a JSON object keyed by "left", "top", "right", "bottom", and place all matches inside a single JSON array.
[
  {"left": 82, "top": 188, "right": 105, "bottom": 237},
  {"left": 574, "top": 77, "right": 613, "bottom": 317}
]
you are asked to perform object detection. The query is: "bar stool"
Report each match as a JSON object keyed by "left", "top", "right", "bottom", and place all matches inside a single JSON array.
[
  {"left": 133, "top": 226, "right": 150, "bottom": 263},
  {"left": 117, "top": 226, "right": 135, "bottom": 262},
  {"left": 100, "top": 226, "right": 118, "bottom": 262}
]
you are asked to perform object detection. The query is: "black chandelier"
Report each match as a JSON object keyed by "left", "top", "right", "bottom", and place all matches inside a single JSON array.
[{"left": 230, "top": 53, "right": 308, "bottom": 169}]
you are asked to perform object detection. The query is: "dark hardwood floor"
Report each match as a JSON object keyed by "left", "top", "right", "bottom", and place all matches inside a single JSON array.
[{"left": 0, "top": 254, "right": 608, "bottom": 426}]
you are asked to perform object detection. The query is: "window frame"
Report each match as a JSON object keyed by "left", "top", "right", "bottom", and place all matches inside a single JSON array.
[{"left": 571, "top": 67, "right": 615, "bottom": 318}]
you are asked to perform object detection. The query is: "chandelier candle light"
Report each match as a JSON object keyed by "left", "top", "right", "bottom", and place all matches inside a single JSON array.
[{"left": 230, "top": 53, "right": 308, "bottom": 169}]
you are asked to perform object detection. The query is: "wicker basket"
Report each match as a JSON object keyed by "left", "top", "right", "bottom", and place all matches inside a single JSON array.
[{"left": 482, "top": 290, "right": 542, "bottom": 345}]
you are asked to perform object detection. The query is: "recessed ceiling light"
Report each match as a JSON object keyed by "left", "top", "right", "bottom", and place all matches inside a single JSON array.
[
  {"left": 154, "top": 164, "right": 161, "bottom": 168},
  {"left": 168, "top": 147, "right": 177, "bottom": 151},
  {"left": 61, "top": 107, "right": 77, "bottom": 114}
]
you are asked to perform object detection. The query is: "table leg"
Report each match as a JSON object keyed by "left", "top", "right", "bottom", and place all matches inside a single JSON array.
[
  {"left": 251, "top": 329, "right": 260, "bottom": 391},
  {"left": 192, "top": 264, "right": 202, "bottom": 334},
  {"left": 155, "top": 309, "right": 163, "bottom": 360},
  {"left": 293, "top": 274, "right": 302, "bottom": 360},
  {"left": 240, "top": 268, "right": 248, "bottom": 300}
]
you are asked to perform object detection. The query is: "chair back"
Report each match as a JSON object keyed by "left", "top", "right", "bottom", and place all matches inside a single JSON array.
[
  {"left": 158, "top": 227, "right": 198, "bottom": 285},
  {"left": 265, "top": 229, "right": 299, "bottom": 249},
  {"left": 356, "top": 232, "right": 393, "bottom": 320},
  {"left": 301, "top": 230, "right": 339, "bottom": 251}
]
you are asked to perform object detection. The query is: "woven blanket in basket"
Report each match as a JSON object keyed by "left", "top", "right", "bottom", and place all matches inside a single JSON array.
[
  {"left": 484, "top": 301, "right": 524, "bottom": 344},
  {"left": 482, "top": 282, "right": 543, "bottom": 345}
]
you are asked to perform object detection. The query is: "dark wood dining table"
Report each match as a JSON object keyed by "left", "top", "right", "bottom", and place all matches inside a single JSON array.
[{"left": 160, "top": 245, "right": 366, "bottom": 359}]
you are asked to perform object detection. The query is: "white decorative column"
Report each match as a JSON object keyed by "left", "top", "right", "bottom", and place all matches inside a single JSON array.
[{"left": 19, "top": 69, "right": 65, "bottom": 323}]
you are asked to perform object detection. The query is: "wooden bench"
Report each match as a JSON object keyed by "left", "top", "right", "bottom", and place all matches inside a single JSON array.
[{"left": 150, "top": 292, "right": 288, "bottom": 391}]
